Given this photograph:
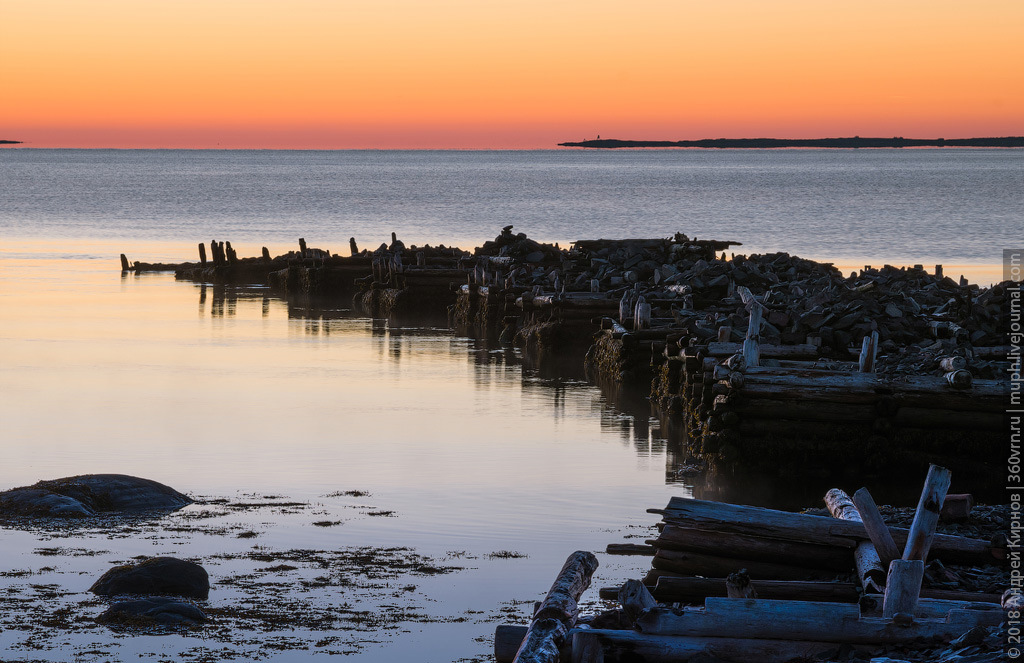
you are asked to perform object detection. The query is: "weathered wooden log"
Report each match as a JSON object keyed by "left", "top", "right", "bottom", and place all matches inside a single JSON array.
[
  {"left": 605, "top": 543, "right": 656, "bottom": 556},
  {"left": 893, "top": 407, "right": 1004, "bottom": 430},
  {"left": 261, "top": 246, "right": 271, "bottom": 261},
  {"left": 198, "top": 243, "right": 207, "bottom": 265},
  {"left": 635, "top": 596, "right": 1002, "bottom": 643},
  {"left": 940, "top": 494, "right": 974, "bottom": 521},
  {"left": 729, "top": 369, "right": 1004, "bottom": 398},
  {"left": 513, "top": 619, "right": 567, "bottom": 663},
  {"left": 571, "top": 629, "right": 874, "bottom": 663},
  {"left": 939, "top": 356, "right": 967, "bottom": 371},
  {"left": 651, "top": 524, "right": 853, "bottom": 570},
  {"left": 726, "top": 398, "right": 876, "bottom": 422},
  {"left": 705, "top": 342, "right": 820, "bottom": 359},
  {"left": 618, "top": 579, "right": 657, "bottom": 626},
  {"left": 513, "top": 551, "right": 598, "bottom": 663},
  {"left": 653, "top": 497, "right": 997, "bottom": 564},
  {"left": 882, "top": 559, "right": 924, "bottom": 618},
  {"left": 496, "top": 625, "right": 531, "bottom": 663},
  {"left": 864, "top": 594, "right": 1001, "bottom": 619},
  {"left": 654, "top": 577, "right": 860, "bottom": 603},
  {"left": 824, "top": 489, "right": 884, "bottom": 593},
  {"left": 944, "top": 369, "right": 972, "bottom": 389},
  {"left": 652, "top": 549, "right": 839, "bottom": 581},
  {"left": 620, "top": 577, "right": 1001, "bottom": 606},
  {"left": 903, "top": 464, "right": 952, "bottom": 562},
  {"left": 851, "top": 488, "right": 901, "bottom": 571}
]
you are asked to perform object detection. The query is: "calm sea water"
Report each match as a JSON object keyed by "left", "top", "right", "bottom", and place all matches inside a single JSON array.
[
  {"left": 0, "top": 149, "right": 1019, "bottom": 661},
  {"left": 1, "top": 148, "right": 1021, "bottom": 271}
]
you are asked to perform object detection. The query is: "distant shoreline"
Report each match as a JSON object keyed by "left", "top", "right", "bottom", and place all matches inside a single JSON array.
[
  {"left": 559, "top": 136, "right": 1024, "bottom": 149},
  {"left": 0, "top": 140, "right": 23, "bottom": 145}
]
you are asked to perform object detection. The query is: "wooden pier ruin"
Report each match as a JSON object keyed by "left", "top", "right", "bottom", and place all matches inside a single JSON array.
[{"left": 123, "top": 229, "right": 1012, "bottom": 472}]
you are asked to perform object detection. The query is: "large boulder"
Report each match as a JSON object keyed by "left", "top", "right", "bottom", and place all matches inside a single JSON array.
[
  {"left": 0, "top": 474, "right": 191, "bottom": 517},
  {"left": 91, "top": 557, "right": 210, "bottom": 599},
  {"left": 97, "top": 597, "right": 208, "bottom": 626}
]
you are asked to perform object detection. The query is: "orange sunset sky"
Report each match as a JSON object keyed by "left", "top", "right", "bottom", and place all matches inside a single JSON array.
[{"left": 2, "top": 0, "right": 1022, "bottom": 149}]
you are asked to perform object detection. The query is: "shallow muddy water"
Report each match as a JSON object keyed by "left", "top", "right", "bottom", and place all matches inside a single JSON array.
[{"left": 0, "top": 242, "right": 712, "bottom": 661}]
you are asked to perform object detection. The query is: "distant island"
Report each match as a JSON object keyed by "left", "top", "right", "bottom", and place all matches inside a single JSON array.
[
  {"left": 559, "top": 136, "right": 1024, "bottom": 149},
  {"left": 0, "top": 140, "right": 23, "bottom": 145}
]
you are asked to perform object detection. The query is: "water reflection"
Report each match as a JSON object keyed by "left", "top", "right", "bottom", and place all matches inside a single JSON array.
[{"left": 185, "top": 284, "right": 946, "bottom": 510}]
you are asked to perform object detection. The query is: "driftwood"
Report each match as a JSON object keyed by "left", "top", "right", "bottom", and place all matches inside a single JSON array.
[
  {"left": 634, "top": 596, "right": 1003, "bottom": 643},
  {"left": 513, "top": 550, "right": 598, "bottom": 663},
  {"left": 903, "top": 464, "right": 952, "bottom": 561},
  {"left": 652, "top": 497, "right": 998, "bottom": 565},
  {"left": 618, "top": 579, "right": 657, "bottom": 626},
  {"left": 651, "top": 549, "right": 839, "bottom": 581},
  {"left": 599, "top": 577, "right": 1002, "bottom": 606},
  {"left": 883, "top": 559, "right": 924, "bottom": 618},
  {"left": 824, "top": 489, "right": 885, "bottom": 593},
  {"left": 851, "top": 488, "right": 902, "bottom": 570},
  {"left": 651, "top": 524, "right": 853, "bottom": 570},
  {"left": 604, "top": 543, "right": 656, "bottom": 556}
]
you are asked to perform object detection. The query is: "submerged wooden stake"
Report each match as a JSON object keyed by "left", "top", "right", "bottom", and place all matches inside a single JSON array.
[
  {"left": 120, "top": 254, "right": 130, "bottom": 271},
  {"left": 198, "top": 243, "right": 207, "bottom": 265}
]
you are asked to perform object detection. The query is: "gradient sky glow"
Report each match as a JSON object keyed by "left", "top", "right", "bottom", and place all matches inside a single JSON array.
[{"left": 3, "top": 0, "right": 1022, "bottom": 148}]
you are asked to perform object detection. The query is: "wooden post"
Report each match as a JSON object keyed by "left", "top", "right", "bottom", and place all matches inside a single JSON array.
[
  {"left": 618, "top": 292, "right": 631, "bottom": 324},
  {"left": 851, "top": 488, "right": 901, "bottom": 571},
  {"left": 742, "top": 338, "right": 760, "bottom": 368},
  {"left": 883, "top": 559, "right": 924, "bottom": 617},
  {"left": 261, "top": 246, "right": 271, "bottom": 261},
  {"left": 198, "top": 243, "right": 207, "bottom": 265},
  {"left": 935, "top": 264, "right": 943, "bottom": 278},
  {"left": 635, "top": 302, "right": 651, "bottom": 330},
  {"left": 824, "top": 489, "right": 885, "bottom": 593},
  {"left": 590, "top": 279, "right": 600, "bottom": 293},
  {"left": 858, "top": 331, "right": 878, "bottom": 372},
  {"left": 350, "top": 237, "right": 359, "bottom": 256},
  {"left": 513, "top": 551, "right": 598, "bottom": 663},
  {"left": 119, "top": 254, "right": 130, "bottom": 271},
  {"left": 298, "top": 238, "right": 307, "bottom": 257},
  {"left": 903, "top": 464, "right": 952, "bottom": 562}
]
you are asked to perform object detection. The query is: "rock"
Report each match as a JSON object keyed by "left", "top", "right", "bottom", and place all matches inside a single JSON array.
[
  {"left": 91, "top": 557, "right": 210, "bottom": 599},
  {"left": 0, "top": 474, "right": 191, "bottom": 517},
  {"left": 97, "top": 597, "right": 207, "bottom": 626}
]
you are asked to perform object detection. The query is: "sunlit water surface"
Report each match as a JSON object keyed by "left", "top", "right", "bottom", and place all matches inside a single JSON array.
[
  {"left": 0, "top": 243, "right": 700, "bottom": 661},
  {"left": 1, "top": 148, "right": 1020, "bottom": 660}
]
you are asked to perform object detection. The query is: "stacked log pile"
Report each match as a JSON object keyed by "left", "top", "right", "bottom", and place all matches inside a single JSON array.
[{"left": 494, "top": 468, "right": 1007, "bottom": 662}]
